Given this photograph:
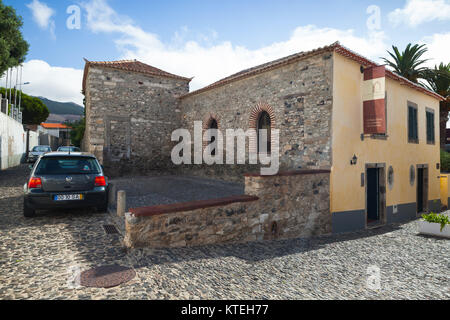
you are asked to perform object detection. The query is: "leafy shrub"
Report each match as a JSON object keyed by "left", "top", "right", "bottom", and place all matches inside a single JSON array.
[
  {"left": 421, "top": 212, "right": 450, "bottom": 232},
  {"left": 440, "top": 150, "right": 450, "bottom": 172},
  {"left": 69, "top": 117, "right": 85, "bottom": 148}
]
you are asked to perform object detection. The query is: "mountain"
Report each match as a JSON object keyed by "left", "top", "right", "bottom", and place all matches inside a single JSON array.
[
  {"left": 38, "top": 97, "right": 84, "bottom": 116},
  {"left": 46, "top": 114, "right": 83, "bottom": 123}
]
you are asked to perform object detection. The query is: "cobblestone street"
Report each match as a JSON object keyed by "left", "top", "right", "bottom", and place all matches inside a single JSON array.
[{"left": 0, "top": 165, "right": 449, "bottom": 300}]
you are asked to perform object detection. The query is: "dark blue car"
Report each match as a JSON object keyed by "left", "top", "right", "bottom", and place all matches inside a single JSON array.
[{"left": 23, "top": 152, "right": 109, "bottom": 217}]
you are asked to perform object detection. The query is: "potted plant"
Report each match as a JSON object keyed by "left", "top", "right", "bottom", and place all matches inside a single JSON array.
[{"left": 419, "top": 212, "right": 450, "bottom": 238}]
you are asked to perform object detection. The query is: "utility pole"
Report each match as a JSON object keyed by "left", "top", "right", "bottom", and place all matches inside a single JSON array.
[
  {"left": 14, "top": 66, "right": 19, "bottom": 107},
  {"left": 18, "top": 66, "right": 23, "bottom": 110},
  {"left": 9, "top": 68, "right": 12, "bottom": 107},
  {"left": 5, "top": 68, "right": 8, "bottom": 103}
]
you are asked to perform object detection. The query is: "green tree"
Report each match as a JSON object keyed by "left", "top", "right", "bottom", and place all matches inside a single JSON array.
[
  {"left": 20, "top": 94, "right": 49, "bottom": 124},
  {"left": 0, "top": 87, "right": 49, "bottom": 124},
  {"left": 382, "top": 43, "right": 429, "bottom": 83},
  {"left": 68, "top": 118, "right": 85, "bottom": 148},
  {"left": 0, "top": 0, "right": 29, "bottom": 75},
  {"left": 423, "top": 63, "right": 450, "bottom": 148}
]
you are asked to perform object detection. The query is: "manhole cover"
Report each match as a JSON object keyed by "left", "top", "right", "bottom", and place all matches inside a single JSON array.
[{"left": 80, "top": 265, "right": 136, "bottom": 288}]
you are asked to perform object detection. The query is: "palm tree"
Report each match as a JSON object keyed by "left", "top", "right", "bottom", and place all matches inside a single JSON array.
[
  {"left": 382, "top": 43, "right": 429, "bottom": 83},
  {"left": 423, "top": 63, "right": 450, "bottom": 148}
]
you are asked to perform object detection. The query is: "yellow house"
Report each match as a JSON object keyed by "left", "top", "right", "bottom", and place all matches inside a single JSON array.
[
  {"left": 83, "top": 42, "right": 444, "bottom": 235},
  {"left": 331, "top": 46, "right": 443, "bottom": 233}
]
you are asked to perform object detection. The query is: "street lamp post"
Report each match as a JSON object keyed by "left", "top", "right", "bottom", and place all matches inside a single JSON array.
[
  {"left": 15, "top": 80, "right": 31, "bottom": 159},
  {"left": 15, "top": 81, "right": 30, "bottom": 111}
]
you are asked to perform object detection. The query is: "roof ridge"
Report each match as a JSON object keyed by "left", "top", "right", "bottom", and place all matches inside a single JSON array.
[
  {"left": 82, "top": 58, "right": 192, "bottom": 93},
  {"left": 87, "top": 59, "right": 138, "bottom": 64},
  {"left": 180, "top": 41, "right": 340, "bottom": 99},
  {"left": 179, "top": 41, "right": 442, "bottom": 101}
]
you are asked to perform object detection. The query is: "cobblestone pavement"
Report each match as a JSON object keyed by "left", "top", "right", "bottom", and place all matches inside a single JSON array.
[{"left": 0, "top": 165, "right": 449, "bottom": 300}]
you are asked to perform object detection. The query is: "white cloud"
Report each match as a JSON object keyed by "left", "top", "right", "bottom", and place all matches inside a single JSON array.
[
  {"left": 389, "top": 0, "right": 450, "bottom": 27},
  {"left": 2, "top": 0, "right": 389, "bottom": 106},
  {"left": 26, "top": 0, "right": 56, "bottom": 38},
  {"left": 421, "top": 32, "right": 450, "bottom": 66},
  {"left": 81, "top": 0, "right": 388, "bottom": 92},
  {"left": 1, "top": 61, "right": 84, "bottom": 105}
]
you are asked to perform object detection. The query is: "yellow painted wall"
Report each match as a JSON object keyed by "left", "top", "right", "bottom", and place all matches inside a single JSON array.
[{"left": 331, "top": 53, "right": 441, "bottom": 213}]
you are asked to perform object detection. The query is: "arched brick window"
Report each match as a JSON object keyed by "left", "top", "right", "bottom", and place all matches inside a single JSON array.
[
  {"left": 258, "top": 111, "right": 271, "bottom": 153},
  {"left": 249, "top": 102, "right": 276, "bottom": 154},
  {"left": 202, "top": 113, "right": 220, "bottom": 154}
]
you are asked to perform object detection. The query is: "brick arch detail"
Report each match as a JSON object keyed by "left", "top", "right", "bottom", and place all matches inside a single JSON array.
[
  {"left": 202, "top": 113, "right": 220, "bottom": 148},
  {"left": 248, "top": 102, "right": 276, "bottom": 129},
  {"left": 248, "top": 102, "right": 276, "bottom": 154},
  {"left": 202, "top": 112, "right": 220, "bottom": 130}
]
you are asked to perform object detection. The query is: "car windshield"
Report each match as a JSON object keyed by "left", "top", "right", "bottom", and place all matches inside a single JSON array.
[
  {"left": 32, "top": 146, "right": 51, "bottom": 152},
  {"left": 35, "top": 157, "right": 101, "bottom": 175},
  {"left": 58, "top": 147, "right": 80, "bottom": 152}
]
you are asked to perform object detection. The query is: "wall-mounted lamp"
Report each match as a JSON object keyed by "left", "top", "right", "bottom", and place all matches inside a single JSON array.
[{"left": 350, "top": 154, "right": 358, "bottom": 165}]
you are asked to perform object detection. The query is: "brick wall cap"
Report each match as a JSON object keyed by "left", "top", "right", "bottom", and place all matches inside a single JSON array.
[
  {"left": 244, "top": 169, "right": 331, "bottom": 177},
  {"left": 130, "top": 194, "right": 259, "bottom": 217}
]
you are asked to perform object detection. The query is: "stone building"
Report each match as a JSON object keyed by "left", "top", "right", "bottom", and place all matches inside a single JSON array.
[
  {"left": 83, "top": 42, "right": 443, "bottom": 235},
  {"left": 82, "top": 59, "right": 191, "bottom": 175}
]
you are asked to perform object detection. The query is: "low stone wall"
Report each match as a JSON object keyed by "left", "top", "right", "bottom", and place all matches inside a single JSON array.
[
  {"left": 124, "top": 195, "right": 260, "bottom": 248},
  {"left": 124, "top": 170, "right": 331, "bottom": 248},
  {"left": 244, "top": 170, "right": 332, "bottom": 239}
]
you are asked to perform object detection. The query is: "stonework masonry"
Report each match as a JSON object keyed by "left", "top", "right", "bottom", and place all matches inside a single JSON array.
[
  {"left": 83, "top": 51, "right": 333, "bottom": 181},
  {"left": 179, "top": 53, "right": 334, "bottom": 181},
  {"left": 83, "top": 66, "right": 190, "bottom": 176},
  {"left": 124, "top": 170, "right": 331, "bottom": 248}
]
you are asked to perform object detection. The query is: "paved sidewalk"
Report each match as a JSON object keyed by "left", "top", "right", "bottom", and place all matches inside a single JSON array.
[{"left": 0, "top": 165, "right": 449, "bottom": 299}]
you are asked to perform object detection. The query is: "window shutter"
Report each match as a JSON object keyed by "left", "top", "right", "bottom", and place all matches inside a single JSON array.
[
  {"left": 426, "top": 112, "right": 435, "bottom": 143},
  {"left": 414, "top": 108, "right": 418, "bottom": 140},
  {"left": 408, "top": 107, "right": 413, "bottom": 139},
  {"left": 431, "top": 113, "right": 435, "bottom": 143}
]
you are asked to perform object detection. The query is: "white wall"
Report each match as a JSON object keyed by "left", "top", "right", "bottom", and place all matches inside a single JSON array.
[
  {"left": 37, "top": 126, "right": 59, "bottom": 138},
  {"left": 0, "top": 111, "right": 26, "bottom": 170},
  {"left": 29, "top": 130, "right": 39, "bottom": 151}
]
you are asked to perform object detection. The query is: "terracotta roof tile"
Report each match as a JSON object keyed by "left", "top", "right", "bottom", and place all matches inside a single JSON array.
[
  {"left": 179, "top": 42, "right": 443, "bottom": 101},
  {"left": 41, "top": 123, "right": 71, "bottom": 129},
  {"left": 180, "top": 42, "right": 339, "bottom": 99},
  {"left": 82, "top": 59, "right": 192, "bottom": 93}
]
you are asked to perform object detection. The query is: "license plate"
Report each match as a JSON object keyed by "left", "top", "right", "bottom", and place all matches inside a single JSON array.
[{"left": 54, "top": 194, "right": 84, "bottom": 201}]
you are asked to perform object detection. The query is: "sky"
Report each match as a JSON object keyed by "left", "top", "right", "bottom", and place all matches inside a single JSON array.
[{"left": 1, "top": 0, "right": 449, "bottom": 106}]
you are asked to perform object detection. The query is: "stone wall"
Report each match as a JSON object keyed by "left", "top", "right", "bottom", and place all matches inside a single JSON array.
[
  {"left": 84, "top": 66, "right": 190, "bottom": 176},
  {"left": 244, "top": 170, "right": 332, "bottom": 238},
  {"left": 124, "top": 170, "right": 331, "bottom": 248},
  {"left": 178, "top": 52, "right": 334, "bottom": 181}
]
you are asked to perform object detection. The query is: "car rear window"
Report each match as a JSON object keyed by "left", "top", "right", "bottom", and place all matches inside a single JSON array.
[
  {"left": 58, "top": 147, "right": 81, "bottom": 152},
  {"left": 32, "top": 146, "right": 51, "bottom": 152},
  {"left": 35, "top": 157, "right": 101, "bottom": 175}
]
